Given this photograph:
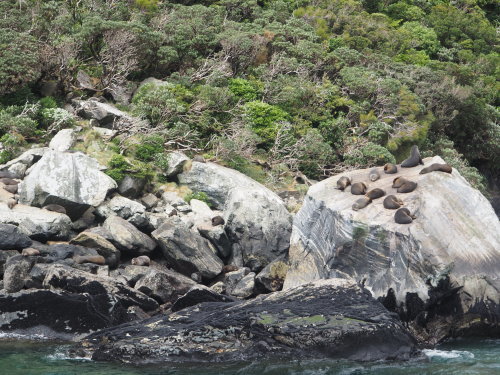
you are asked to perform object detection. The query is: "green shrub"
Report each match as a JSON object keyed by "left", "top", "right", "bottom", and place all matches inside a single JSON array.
[
  {"left": 0, "top": 133, "right": 25, "bottom": 163},
  {"left": 0, "top": 110, "right": 37, "bottom": 137},
  {"left": 38, "top": 96, "right": 57, "bottom": 109},
  {"left": 345, "top": 142, "right": 395, "bottom": 167},
  {"left": 135, "top": 135, "right": 164, "bottom": 162},
  {"left": 106, "top": 155, "right": 130, "bottom": 183},
  {"left": 40, "top": 108, "right": 74, "bottom": 130},
  {"left": 229, "top": 78, "right": 261, "bottom": 102},
  {"left": 184, "top": 191, "right": 211, "bottom": 206},
  {"left": 244, "top": 101, "right": 288, "bottom": 147}
]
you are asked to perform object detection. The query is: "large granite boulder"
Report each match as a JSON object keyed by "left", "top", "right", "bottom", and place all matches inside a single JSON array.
[
  {"left": 43, "top": 264, "right": 159, "bottom": 312},
  {"left": 18, "top": 150, "right": 117, "bottom": 220},
  {"left": 151, "top": 219, "right": 223, "bottom": 280},
  {"left": 74, "top": 98, "right": 130, "bottom": 128},
  {"left": 284, "top": 156, "right": 500, "bottom": 341},
  {"left": 0, "top": 223, "right": 32, "bottom": 250},
  {"left": 79, "top": 278, "right": 417, "bottom": 363},
  {"left": 178, "top": 161, "right": 292, "bottom": 269},
  {"left": 69, "top": 231, "right": 121, "bottom": 268},
  {"left": 49, "top": 128, "right": 77, "bottom": 152},
  {"left": 0, "top": 289, "right": 129, "bottom": 339},
  {"left": 0, "top": 203, "right": 72, "bottom": 240},
  {"left": 0, "top": 147, "right": 46, "bottom": 179},
  {"left": 103, "top": 216, "right": 156, "bottom": 255},
  {"left": 96, "top": 195, "right": 147, "bottom": 228}
]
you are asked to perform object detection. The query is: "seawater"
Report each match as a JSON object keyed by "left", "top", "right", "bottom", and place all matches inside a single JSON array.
[{"left": 0, "top": 337, "right": 498, "bottom": 375}]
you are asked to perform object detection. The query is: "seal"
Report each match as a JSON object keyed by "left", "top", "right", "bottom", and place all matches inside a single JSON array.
[
  {"left": 7, "top": 198, "right": 17, "bottom": 209},
  {"left": 369, "top": 168, "right": 380, "bottom": 182},
  {"left": 383, "top": 195, "right": 404, "bottom": 209},
  {"left": 222, "top": 264, "right": 239, "bottom": 273},
  {"left": 350, "top": 182, "right": 367, "bottom": 195},
  {"left": 22, "top": 248, "right": 40, "bottom": 257},
  {"left": 42, "top": 204, "right": 67, "bottom": 214},
  {"left": 211, "top": 215, "right": 225, "bottom": 226},
  {"left": 395, "top": 208, "right": 416, "bottom": 224},
  {"left": 392, "top": 177, "right": 417, "bottom": 193},
  {"left": 365, "top": 188, "right": 385, "bottom": 200},
  {"left": 401, "top": 145, "right": 423, "bottom": 168},
  {"left": 74, "top": 255, "right": 106, "bottom": 265},
  {"left": 3, "top": 184, "right": 17, "bottom": 194},
  {"left": 336, "top": 176, "right": 351, "bottom": 191},
  {"left": 352, "top": 196, "right": 372, "bottom": 211},
  {"left": 383, "top": 163, "right": 398, "bottom": 174},
  {"left": 0, "top": 171, "right": 16, "bottom": 179},
  {"left": 192, "top": 155, "right": 206, "bottom": 163},
  {"left": 0, "top": 178, "right": 19, "bottom": 185},
  {"left": 131, "top": 255, "right": 151, "bottom": 266},
  {"left": 419, "top": 163, "right": 452, "bottom": 175}
]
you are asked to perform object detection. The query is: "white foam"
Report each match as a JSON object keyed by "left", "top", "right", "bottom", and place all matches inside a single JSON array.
[
  {"left": 423, "top": 349, "right": 475, "bottom": 360},
  {"left": 0, "top": 332, "right": 48, "bottom": 340},
  {"left": 46, "top": 351, "right": 90, "bottom": 361}
]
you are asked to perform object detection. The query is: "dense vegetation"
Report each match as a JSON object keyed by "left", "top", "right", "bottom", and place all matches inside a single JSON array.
[{"left": 0, "top": 0, "right": 498, "bottom": 192}]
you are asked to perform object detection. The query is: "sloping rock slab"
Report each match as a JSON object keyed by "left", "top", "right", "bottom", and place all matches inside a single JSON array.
[
  {"left": 171, "top": 285, "right": 235, "bottom": 312},
  {"left": 19, "top": 150, "right": 117, "bottom": 220},
  {"left": 0, "top": 223, "right": 32, "bottom": 250},
  {"left": 43, "top": 264, "right": 158, "bottom": 312},
  {"left": 81, "top": 279, "right": 417, "bottom": 363},
  {"left": 0, "top": 289, "right": 127, "bottom": 339}
]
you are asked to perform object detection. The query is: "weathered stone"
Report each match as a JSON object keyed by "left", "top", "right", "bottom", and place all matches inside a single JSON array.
[
  {"left": 134, "top": 268, "right": 197, "bottom": 304},
  {"left": 118, "top": 176, "right": 147, "bottom": 198},
  {"left": 256, "top": 256, "right": 289, "bottom": 293},
  {"left": 164, "top": 152, "right": 189, "bottom": 177},
  {"left": 171, "top": 285, "right": 235, "bottom": 312},
  {"left": 70, "top": 231, "right": 121, "bottom": 268},
  {"left": 231, "top": 272, "right": 256, "bottom": 298},
  {"left": 43, "top": 264, "right": 159, "bottom": 312},
  {"left": 197, "top": 224, "right": 232, "bottom": 258},
  {"left": 0, "top": 223, "right": 32, "bottom": 250},
  {"left": 49, "top": 128, "right": 77, "bottom": 152},
  {"left": 76, "top": 70, "right": 95, "bottom": 90},
  {"left": 0, "top": 250, "right": 19, "bottom": 277},
  {"left": 151, "top": 220, "right": 223, "bottom": 280},
  {"left": 81, "top": 279, "right": 417, "bottom": 363},
  {"left": 0, "top": 289, "right": 128, "bottom": 339},
  {"left": 221, "top": 267, "right": 250, "bottom": 295},
  {"left": 3, "top": 257, "right": 33, "bottom": 293},
  {"left": 284, "top": 156, "right": 500, "bottom": 342},
  {"left": 18, "top": 150, "right": 117, "bottom": 220},
  {"left": 0, "top": 147, "right": 46, "bottom": 179},
  {"left": 103, "top": 216, "right": 156, "bottom": 255},
  {"left": 161, "top": 191, "right": 187, "bottom": 207},
  {"left": 96, "top": 195, "right": 146, "bottom": 220},
  {"left": 0, "top": 204, "right": 72, "bottom": 241},
  {"left": 74, "top": 98, "right": 129, "bottom": 128},
  {"left": 141, "top": 193, "right": 159, "bottom": 209}
]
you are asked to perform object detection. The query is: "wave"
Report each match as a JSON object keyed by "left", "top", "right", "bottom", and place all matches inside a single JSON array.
[
  {"left": 423, "top": 349, "right": 475, "bottom": 360},
  {"left": 45, "top": 350, "right": 90, "bottom": 362}
]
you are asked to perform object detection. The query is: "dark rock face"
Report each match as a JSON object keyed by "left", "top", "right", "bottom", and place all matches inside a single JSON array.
[
  {"left": 0, "top": 289, "right": 128, "bottom": 338},
  {"left": 80, "top": 279, "right": 417, "bottom": 364},
  {"left": 118, "top": 176, "right": 146, "bottom": 198},
  {"left": 0, "top": 224, "right": 32, "bottom": 250},
  {"left": 171, "top": 285, "right": 235, "bottom": 312}
]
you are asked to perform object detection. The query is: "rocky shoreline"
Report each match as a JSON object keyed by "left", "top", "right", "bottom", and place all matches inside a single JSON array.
[{"left": 1, "top": 120, "right": 499, "bottom": 363}]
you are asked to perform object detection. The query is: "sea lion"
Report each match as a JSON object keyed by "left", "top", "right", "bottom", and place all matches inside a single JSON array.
[
  {"left": 22, "top": 248, "right": 40, "bottom": 257},
  {"left": 0, "top": 171, "right": 16, "bottom": 179},
  {"left": 383, "top": 195, "right": 404, "bottom": 209},
  {"left": 3, "top": 184, "right": 18, "bottom": 194},
  {"left": 0, "top": 178, "right": 19, "bottom": 185},
  {"left": 384, "top": 163, "right": 398, "bottom": 174},
  {"left": 211, "top": 215, "right": 225, "bottom": 226},
  {"left": 192, "top": 155, "right": 206, "bottom": 163},
  {"left": 42, "top": 204, "right": 67, "bottom": 214},
  {"left": 222, "top": 264, "right": 239, "bottom": 273},
  {"left": 352, "top": 197, "right": 372, "bottom": 211},
  {"left": 369, "top": 168, "right": 380, "bottom": 182},
  {"left": 401, "top": 145, "right": 423, "bottom": 168},
  {"left": 392, "top": 177, "right": 417, "bottom": 193},
  {"left": 365, "top": 188, "right": 385, "bottom": 200},
  {"left": 131, "top": 255, "right": 151, "bottom": 266},
  {"left": 336, "top": 176, "right": 351, "bottom": 191},
  {"left": 350, "top": 182, "right": 367, "bottom": 195},
  {"left": 74, "top": 255, "right": 106, "bottom": 265},
  {"left": 7, "top": 198, "right": 17, "bottom": 209},
  {"left": 395, "top": 208, "right": 416, "bottom": 224},
  {"left": 419, "top": 163, "right": 452, "bottom": 175}
]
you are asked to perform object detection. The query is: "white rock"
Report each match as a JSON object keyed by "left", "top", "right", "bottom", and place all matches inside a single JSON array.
[
  {"left": 165, "top": 152, "right": 189, "bottom": 177},
  {"left": 49, "top": 128, "right": 77, "bottom": 152}
]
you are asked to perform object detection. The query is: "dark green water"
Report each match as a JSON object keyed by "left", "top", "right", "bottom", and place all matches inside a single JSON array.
[{"left": 0, "top": 336, "right": 498, "bottom": 375}]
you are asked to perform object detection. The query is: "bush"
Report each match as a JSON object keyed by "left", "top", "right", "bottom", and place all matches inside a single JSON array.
[
  {"left": 344, "top": 142, "right": 395, "bottom": 167},
  {"left": 135, "top": 135, "right": 164, "bottom": 162},
  {"left": 229, "top": 78, "right": 261, "bottom": 101},
  {"left": 244, "top": 101, "right": 288, "bottom": 147},
  {"left": 0, "top": 110, "right": 37, "bottom": 137},
  {"left": 40, "top": 108, "right": 74, "bottom": 130},
  {"left": 106, "top": 154, "right": 130, "bottom": 183}
]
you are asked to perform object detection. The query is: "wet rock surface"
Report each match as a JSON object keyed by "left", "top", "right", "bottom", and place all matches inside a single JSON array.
[{"left": 80, "top": 279, "right": 417, "bottom": 363}]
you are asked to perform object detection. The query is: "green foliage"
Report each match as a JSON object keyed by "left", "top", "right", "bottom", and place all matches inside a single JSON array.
[
  {"left": 106, "top": 154, "right": 131, "bottom": 183},
  {"left": 38, "top": 96, "right": 58, "bottom": 109},
  {"left": 40, "top": 108, "right": 75, "bottom": 129},
  {"left": 0, "top": 132, "right": 26, "bottom": 164},
  {"left": 135, "top": 135, "right": 164, "bottom": 162},
  {"left": 345, "top": 142, "right": 396, "bottom": 167},
  {"left": 0, "top": 110, "right": 37, "bottom": 138},
  {"left": 244, "top": 101, "right": 288, "bottom": 146},
  {"left": 184, "top": 191, "right": 211, "bottom": 206},
  {"left": 229, "top": 78, "right": 262, "bottom": 101}
]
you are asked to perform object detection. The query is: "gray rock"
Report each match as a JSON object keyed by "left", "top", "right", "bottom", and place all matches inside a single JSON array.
[
  {"left": 0, "top": 223, "right": 32, "bottom": 250},
  {"left": 161, "top": 191, "right": 187, "bottom": 207},
  {"left": 18, "top": 150, "right": 117, "bottom": 220},
  {"left": 152, "top": 220, "right": 223, "bottom": 280},
  {"left": 49, "top": 128, "right": 77, "bottom": 152},
  {"left": 0, "top": 250, "right": 19, "bottom": 277},
  {"left": 0, "top": 147, "right": 46, "bottom": 179},
  {"left": 3, "top": 257, "right": 33, "bottom": 293},
  {"left": 74, "top": 98, "right": 130, "bottom": 128},
  {"left": 164, "top": 152, "right": 189, "bottom": 177},
  {"left": 43, "top": 264, "right": 158, "bottom": 312},
  {"left": 107, "top": 81, "right": 136, "bottom": 105},
  {"left": 69, "top": 231, "right": 121, "bottom": 268},
  {"left": 171, "top": 285, "right": 235, "bottom": 312},
  {"left": 141, "top": 193, "right": 159, "bottom": 210},
  {"left": 82, "top": 278, "right": 417, "bottom": 364},
  {"left": 134, "top": 268, "right": 197, "bottom": 304},
  {"left": 231, "top": 272, "right": 255, "bottom": 298},
  {"left": 103, "top": 216, "right": 156, "bottom": 255},
  {"left": 92, "top": 126, "right": 117, "bottom": 138},
  {"left": 96, "top": 195, "right": 146, "bottom": 220},
  {"left": 197, "top": 224, "right": 232, "bottom": 258},
  {"left": 222, "top": 267, "right": 250, "bottom": 294},
  {"left": 76, "top": 70, "right": 95, "bottom": 90},
  {"left": 0, "top": 204, "right": 72, "bottom": 241},
  {"left": 118, "top": 176, "right": 146, "bottom": 198},
  {"left": 256, "top": 256, "right": 289, "bottom": 292}
]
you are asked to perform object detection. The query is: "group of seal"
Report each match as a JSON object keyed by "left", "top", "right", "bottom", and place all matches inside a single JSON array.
[{"left": 0, "top": 177, "right": 19, "bottom": 194}]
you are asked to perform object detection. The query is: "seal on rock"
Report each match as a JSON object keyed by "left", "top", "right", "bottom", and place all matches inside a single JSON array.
[
  {"left": 22, "top": 248, "right": 41, "bottom": 257},
  {"left": 383, "top": 195, "right": 404, "bottom": 209},
  {"left": 0, "top": 171, "right": 16, "bottom": 179},
  {"left": 383, "top": 163, "right": 398, "bottom": 174},
  {"left": 352, "top": 197, "right": 372, "bottom": 211},
  {"left": 369, "top": 168, "right": 380, "bottom": 182},
  {"left": 0, "top": 178, "right": 19, "bottom": 185},
  {"left": 42, "top": 204, "right": 67, "bottom": 215},
  {"left": 131, "top": 255, "right": 151, "bottom": 266},
  {"left": 3, "top": 184, "right": 18, "bottom": 194},
  {"left": 7, "top": 198, "right": 17, "bottom": 209},
  {"left": 336, "top": 176, "right": 351, "bottom": 191},
  {"left": 350, "top": 182, "right": 367, "bottom": 195},
  {"left": 211, "top": 216, "right": 225, "bottom": 226},
  {"left": 74, "top": 255, "right": 106, "bottom": 265},
  {"left": 401, "top": 145, "right": 423, "bottom": 168},
  {"left": 392, "top": 177, "right": 417, "bottom": 193},
  {"left": 365, "top": 188, "right": 385, "bottom": 200},
  {"left": 395, "top": 208, "right": 416, "bottom": 224},
  {"left": 419, "top": 163, "right": 452, "bottom": 175}
]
